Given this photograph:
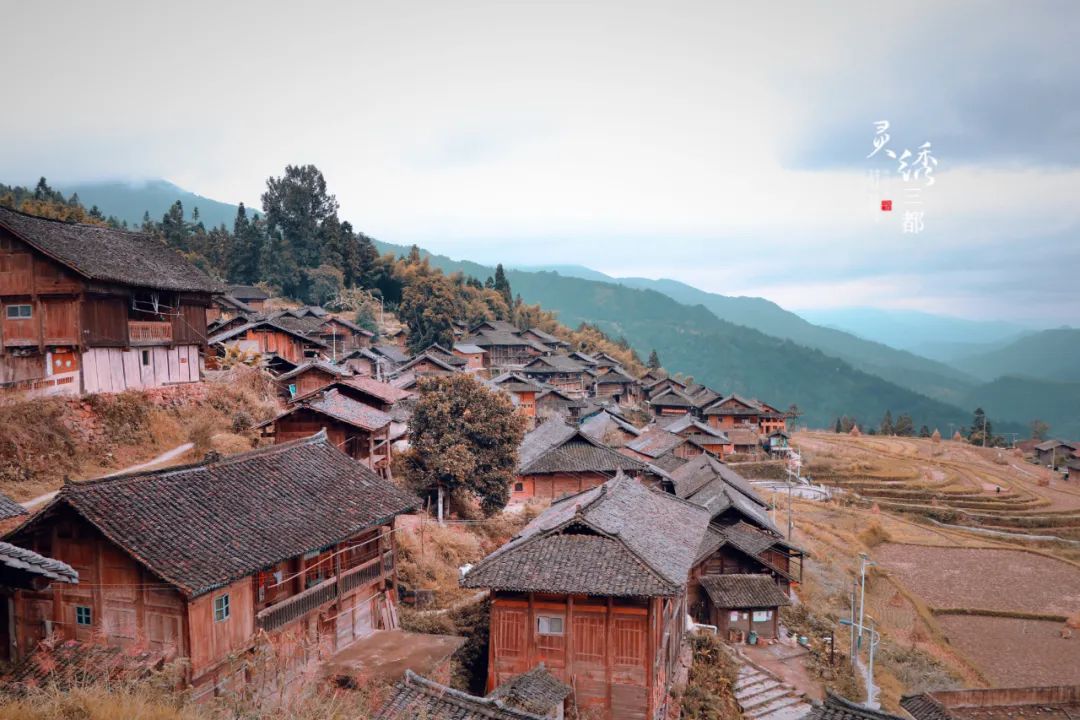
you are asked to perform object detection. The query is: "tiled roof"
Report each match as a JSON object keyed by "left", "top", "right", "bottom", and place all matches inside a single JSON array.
[
  {"left": 215, "top": 294, "right": 256, "bottom": 313},
  {"left": 453, "top": 343, "right": 487, "bottom": 355},
  {"left": 650, "top": 388, "right": 695, "bottom": 407},
  {"left": 811, "top": 693, "right": 907, "bottom": 720},
  {"left": 284, "top": 389, "right": 393, "bottom": 431},
  {"left": 524, "top": 354, "right": 587, "bottom": 373},
  {"left": 487, "top": 664, "right": 571, "bottom": 715},
  {"left": 11, "top": 434, "right": 417, "bottom": 597},
  {"left": 227, "top": 284, "right": 269, "bottom": 300},
  {"left": 1035, "top": 439, "right": 1074, "bottom": 451},
  {"left": 471, "top": 320, "right": 521, "bottom": 334},
  {"left": 0, "top": 492, "right": 27, "bottom": 521},
  {"left": 339, "top": 376, "right": 413, "bottom": 404},
  {"left": 373, "top": 345, "right": 411, "bottom": 363},
  {"left": 702, "top": 394, "right": 764, "bottom": 416},
  {"left": 375, "top": 669, "right": 547, "bottom": 720},
  {"left": 398, "top": 352, "right": 462, "bottom": 373},
  {"left": 0, "top": 206, "right": 221, "bottom": 293},
  {"left": 671, "top": 455, "right": 766, "bottom": 508},
  {"left": 275, "top": 360, "right": 349, "bottom": 382},
  {"left": 625, "top": 428, "right": 686, "bottom": 458},
  {"left": 464, "top": 474, "right": 710, "bottom": 597},
  {"left": 580, "top": 410, "right": 643, "bottom": 444},
  {"left": 661, "top": 414, "right": 729, "bottom": 440},
  {"left": 596, "top": 369, "right": 636, "bottom": 385},
  {"left": 900, "top": 689, "right": 1080, "bottom": 720},
  {"left": 700, "top": 574, "right": 791, "bottom": 608},
  {"left": 518, "top": 420, "right": 648, "bottom": 475},
  {"left": 208, "top": 318, "right": 329, "bottom": 348},
  {"left": 1, "top": 639, "right": 164, "bottom": 696},
  {"left": 0, "top": 540, "right": 78, "bottom": 585},
  {"left": 899, "top": 695, "right": 951, "bottom": 720},
  {"left": 726, "top": 428, "right": 762, "bottom": 447},
  {"left": 465, "top": 330, "right": 534, "bottom": 348}
]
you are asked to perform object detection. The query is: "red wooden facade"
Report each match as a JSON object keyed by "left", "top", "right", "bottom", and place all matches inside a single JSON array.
[
  {"left": 0, "top": 214, "right": 212, "bottom": 396},
  {"left": 487, "top": 591, "right": 683, "bottom": 720}
]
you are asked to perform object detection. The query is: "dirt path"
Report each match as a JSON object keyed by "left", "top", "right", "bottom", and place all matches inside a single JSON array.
[{"left": 20, "top": 441, "right": 194, "bottom": 510}]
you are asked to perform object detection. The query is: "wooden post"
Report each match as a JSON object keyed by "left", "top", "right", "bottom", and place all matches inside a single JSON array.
[
  {"left": 646, "top": 598, "right": 656, "bottom": 720},
  {"left": 566, "top": 595, "right": 574, "bottom": 682},
  {"left": 606, "top": 597, "right": 614, "bottom": 716},
  {"left": 526, "top": 593, "right": 536, "bottom": 667}
]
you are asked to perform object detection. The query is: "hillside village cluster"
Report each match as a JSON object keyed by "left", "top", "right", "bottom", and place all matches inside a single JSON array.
[{"left": 0, "top": 207, "right": 1076, "bottom": 720}]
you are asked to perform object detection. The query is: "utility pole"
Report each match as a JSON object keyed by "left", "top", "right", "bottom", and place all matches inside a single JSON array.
[
  {"left": 982, "top": 412, "right": 988, "bottom": 448},
  {"left": 865, "top": 619, "right": 880, "bottom": 709},
  {"left": 849, "top": 581, "right": 857, "bottom": 669},
  {"left": 858, "top": 553, "right": 875, "bottom": 648},
  {"left": 787, "top": 479, "right": 793, "bottom": 540}
]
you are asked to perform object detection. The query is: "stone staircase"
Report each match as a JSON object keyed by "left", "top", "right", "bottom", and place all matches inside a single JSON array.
[{"left": 734, "top": 660, "right": 812, "bottom": 720}]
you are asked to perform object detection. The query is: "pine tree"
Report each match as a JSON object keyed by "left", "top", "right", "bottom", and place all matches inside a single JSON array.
[
  {"left": 919, "top": 425, "right": 931, "bottom": 438},
  {"left": 894, "top": 413, "right": 914, "bottom": 436},
  {"left": 493, "top": 263, "right": 512, "bottom": 308},
  {"left": 261, "top": 164, "right": 339, "bottom": 270},
  {"left": 834, "top": 417, "right": 843, "bottom": 433},
  {"left": 880, "top": 410, "right": 894, "bottom": 435},
  {"left": 647, "top": 349, "right": 661, "bottom": 370}
]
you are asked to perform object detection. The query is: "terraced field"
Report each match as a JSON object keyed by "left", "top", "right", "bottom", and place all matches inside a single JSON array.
[{"left": 798, "top": 432, "right": 1080, "bottom": 541}]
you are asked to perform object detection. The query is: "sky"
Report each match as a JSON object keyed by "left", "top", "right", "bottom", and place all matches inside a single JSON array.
[{"left": 2, "top": 1, "right": 1078, "bottom": 324}]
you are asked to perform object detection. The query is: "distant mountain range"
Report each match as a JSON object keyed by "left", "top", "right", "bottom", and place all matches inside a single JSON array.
[
  {"left": 28, "top": 177, "right": 1071, "bottom": 436},
  {"left": 55, "top": 179, "right": 248, "bottom": 230}
]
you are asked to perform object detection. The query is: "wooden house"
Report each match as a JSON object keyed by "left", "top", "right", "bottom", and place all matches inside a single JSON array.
[
  {"left": 648, "top": 388, "right": 698, "bottom": 417},
  {"left": 0, "top": 207, "right": 218, "bottom": 396},
  {"left": 471, "top": 319, "right": 521, "bottom": 334},
  {"left": 520, "top": 327, "right": 568, "bottom": 351},
  {"left": 267, "top": 308, "right": 373, "bottom": 360},
  {"left": 371, "top": 344, "right": 411, "bottom": 372},
  {"left": 466, "top": 330, "right": 547, "bottom": 369},
  {"left": 339, "top": 347, "right": 384, "bottom": 378},
  {"left": 725, "top": 428, "right": 763, "bottom": 455},
  {"left": 643, "top": 377, "right": 686, "bottom": 400},
  {"left": 660, "top": 414, "right": 733, "bottom": 457},
  {"left": 3, "top": 433, "right": 417, "bottom": 691},
  {"left": 205, "top": 293, "right": 255, "bottom": 325},
  {"left": 580, "top": 408, "right": 642, "bottom": 448},
  {"left": 756, "top": 401, "right": 787, "bottom": 434},
  {"left": 452, "top": 342, "right": 487, "bottom": 371},
  {"left": 522, "top": 355, "right": 590, "bottom": 398},
  {"left": 274, "top": 360, "right": 350, "bottom": 399},
  {"left": 594, "top": 369, "right": 640, "bottom": 405},
  {"left": 535, "top": 387, "right": 578, "bottom": 421},
  {"left": 396, "top": 350, "right": 462, "bottom": 378},
  {"left": 226, "top": 285, "right": 269, "bottom": 312},
  {"left": 702, "top": 395, "right": 763, "bottom": 430},
  {"left": 490, "top": 372, "right": 544, "bottom": 421},
  {"left": 0, "top": 540, "right": 78, "bottom": 662},
  {"left": 376, "top": 666, "right": 570, "bottom": 720},
  {"left": 318, "top": 375, "right": 413, "bottom": 412},
  {"left": 513, "top": 419, "right": 650, "bottom": 503},
  {"left": 1034, "top": 439, "right": 1078, "bottom": 468},
  {"left": 261, "top": 389, "right": 395, "bottom": 476},
  {"left": 208, "top": 318, "right": 326, "bottom": 365},
  {"left": 621, "top": 428, "right": 704, "bottom": 466},
  {"left": 462, "top": 474, "right": 711, "bottom": 720}
]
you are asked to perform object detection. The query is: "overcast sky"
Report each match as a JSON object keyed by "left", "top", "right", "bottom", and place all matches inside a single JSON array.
[{"left": 2, "top": 1, "right": 1078, "bottom": 323}]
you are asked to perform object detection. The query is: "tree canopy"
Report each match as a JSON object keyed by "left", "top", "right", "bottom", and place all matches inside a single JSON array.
[{"left": 403, "top": 374, "right": 527, "bottom": 517}]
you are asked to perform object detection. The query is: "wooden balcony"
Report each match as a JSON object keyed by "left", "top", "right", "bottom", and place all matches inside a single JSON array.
[
  {"left": 128, "top": 321, "right": 173, "bottom": 346},
  {"left": 256, "top": 551, "right": 394, "bottom": 633}
]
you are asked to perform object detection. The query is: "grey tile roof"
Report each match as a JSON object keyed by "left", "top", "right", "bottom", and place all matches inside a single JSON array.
[
  {"left": 0, "top": 206, "right": 221, "bottom": 293},
  {"left": 0, "top": 540, "right": 78, "bottom": 585},
  {"left": 812, "top": 693, "right": 907, "bottom": 720},
  {"left": 398, "top": 352, "right": 462, "bottom": 374},
  {"left": 453, "top": 343, "right": 487, "bottom": 354},
  {"left": 275, "top": 360, "right": 349, "bottom": 382},
  {"left": 671, "top": 455, "right": 766, "bottom": 508},
  {"left": 595, "top": 369, "right": 636, "bottom": 385},
  {"left": 375, "top": 670, "right": 548, "bottom": 720},
  {"left": 488, "top": 665, "right": 571, "bottom": 715},
  {"left": 465, "top": 330, "right": 534, "bottom": 348},
  {"left": 208, "top": 318, "right": 329, "bottom": 348},
  {"left": 227, "top": 284, "right": 269, "bottom": 300},
  {"left": 625, "top": 428, "right": 687, "bottom": 458},
  {"left": 898, "top": 695, "right": 951, "bottom": 720},
  {"left": 464, "top": 474, "right": 710, "bottom": 597},
  {"left": 524, "top": 354, "right": 587, "bottom": 373},
  {"left": 518, "top": 419, "right": 648, "bottom": 475},
  {"left": 700, "top": 574, "right": 791, "bottom": 608},
  {"left": 278, "top": 389, "right": 393, "bottom": 431},
  {"left": 10, "top": 433, "right": 417, "bottom": 597},
  {"left": 660, "top": 414, "right": 729, "bottom": 440},
  {"left": 373, "top": 345, "right": 410, "bottom": 363},
  {"left": 0, "top": 492, "right": 27, "bottom": 521}
]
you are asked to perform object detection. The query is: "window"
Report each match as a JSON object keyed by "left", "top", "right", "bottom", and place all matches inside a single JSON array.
[
  {"left": 537, "top": 615, "right": 564, "bottom": 636},
  {"left": 513, "top": 482, "right": 525, "bottom": 492},
  {"left": 75, "top": 605, "right": 92, "bottom": 626},
  {"left": 141, "top": 350, "right": 151, "bottom": 366},
  {"left": 5, "top": 304, "right": 31, "bottom": 319},
  {"left": 214, "top": 594, "right": 230, "bottom": 622},
  {"left": 752, "top": 610, "right": 772, "bottom": 623}
]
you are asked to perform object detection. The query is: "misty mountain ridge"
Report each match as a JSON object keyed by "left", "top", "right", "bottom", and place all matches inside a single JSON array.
[{"left": 24, "top": 176, "right": 1059, "bottom": 436}]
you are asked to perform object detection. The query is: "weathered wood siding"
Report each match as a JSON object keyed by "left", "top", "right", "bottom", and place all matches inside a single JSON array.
[
  {"left": 512, "top": 472, "right": 608, "bottom": 503},
  {"left": 82, "top": 345, "right": 199, "bottom": 393},
  {"left": 488, "top": 593, "right": 662, "bottom": 720}
]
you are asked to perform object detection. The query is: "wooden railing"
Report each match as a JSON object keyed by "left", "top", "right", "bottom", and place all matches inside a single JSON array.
[
  {"left": 256, "top": 551, "right": 393, "bottom": 632},
  {"left": 128, "top": 321, "right": 173, "bottom": 345}
]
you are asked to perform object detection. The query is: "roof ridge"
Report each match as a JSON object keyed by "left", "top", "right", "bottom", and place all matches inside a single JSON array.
[
  {"left": 0, "top": 204, "right": 149, "bottom": 236},
  {"left": 62, "top": 430, "right": 330, "bottom": 491}
]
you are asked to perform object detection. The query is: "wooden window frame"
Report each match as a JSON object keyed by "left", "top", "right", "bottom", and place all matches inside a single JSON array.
[
  {"left": 5, "top": 304, "right": 32, "bottom": 319},
  {"left": 536, "top": 615, "right": 564, "bottom": 636},
  {"left": 214, "top": 593, "right": 231, "bottom": 622},
  {"left": 75, "top": 605, "right": 92, "bottom": 626}
]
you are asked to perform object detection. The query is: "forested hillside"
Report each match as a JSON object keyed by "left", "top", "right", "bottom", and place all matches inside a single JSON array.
[
  {"left": 1, "top": 172, "right": 1028, "bottom": 434},
  {"left": 957, "top": 328, "right": 1080, "bottom": 383}
]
